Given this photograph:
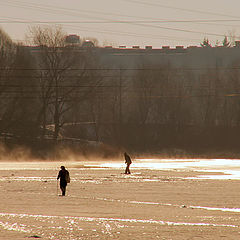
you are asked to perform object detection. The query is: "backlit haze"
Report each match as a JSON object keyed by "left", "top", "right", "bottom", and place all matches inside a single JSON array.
[{"left": 1, "top": 0, "right": 240, "bottom": 47}]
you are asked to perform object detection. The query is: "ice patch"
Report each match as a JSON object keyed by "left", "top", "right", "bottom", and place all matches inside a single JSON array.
[
  {"left": 94, "top": 197, "right": 240, "bottom": 214},
  {"left": 0, "top": 212, "right": 237, "bottom": 228},
  {"left": 190, "top": 205, "right": 240, "bottom": 213},
  {"left": 1, "top": 159, "right": 240, "bottom": 180},
  {"left": 89, "top": 159, "right": 240, "bottom": 180},
  {"left": 0, "top": 221, "right": 30, "bottom": 233},
  {"left": 0, "top": 176, "right": 54, "bottom": 182}
]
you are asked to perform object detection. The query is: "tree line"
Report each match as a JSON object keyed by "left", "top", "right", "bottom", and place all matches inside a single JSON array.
[{"left": 1, "top": 26, "right": 240, "bottom": 156}]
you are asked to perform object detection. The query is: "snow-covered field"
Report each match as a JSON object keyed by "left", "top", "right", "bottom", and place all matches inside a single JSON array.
[{"left": 0, "top": 159, "right": 240, "bottom": 239}]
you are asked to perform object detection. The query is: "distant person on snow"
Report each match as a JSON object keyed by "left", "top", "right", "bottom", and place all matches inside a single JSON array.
[
  {"left": 124, "top": 152, "right": 132, "bottom": 174},
  {"left": 57, "top": 166, "right": 70, "bottom": 196}
]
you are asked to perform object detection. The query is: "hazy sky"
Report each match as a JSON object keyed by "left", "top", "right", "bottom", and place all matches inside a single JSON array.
[{"left": 1, "top": 0, "right": 240, "bottom": 48}]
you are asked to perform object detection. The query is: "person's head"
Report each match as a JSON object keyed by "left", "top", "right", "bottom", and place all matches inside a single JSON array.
[{"left": 61, "top": 166, "right": 65, "bottom": 170}]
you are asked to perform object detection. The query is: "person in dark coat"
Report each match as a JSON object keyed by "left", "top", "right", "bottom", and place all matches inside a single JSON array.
[
  {"left": 57, "top": 166, "right": 69, "bottom": 196},
  {"left": 124, "top": 152, "right": 132, "bottom": 174}
]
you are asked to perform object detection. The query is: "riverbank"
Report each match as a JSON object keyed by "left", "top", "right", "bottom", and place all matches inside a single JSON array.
[{"left": 0, "top": 161, "right": 239, "bottom": 239}]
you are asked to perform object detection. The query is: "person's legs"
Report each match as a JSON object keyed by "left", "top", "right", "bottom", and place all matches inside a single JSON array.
[
  {"left": 60, "top": 185, "right": 66, "bottom": 196},
  {"left": 62, "top": 186, "right": 66, "bottom": 196},
  {"left": 126, "top": 164, "right": 131, "bottom": 174},
  {"left": 125, "top": 165, "right": 129, "bottom": 174}
]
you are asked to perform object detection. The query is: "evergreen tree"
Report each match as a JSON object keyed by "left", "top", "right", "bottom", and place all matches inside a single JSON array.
[
  {"left": 222, "top": 36, "right": 230, "bottom": 47},
  {"left": 200, "top": 38, "right": 211, "bottom": 48}
]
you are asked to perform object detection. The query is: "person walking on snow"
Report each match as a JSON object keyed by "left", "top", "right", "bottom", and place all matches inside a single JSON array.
[
  {"left": 124, "top": 152, "right": 132, "bottom": 174},
  {"left": 57, "top": 166, "right": 70, "bottom": 196}
]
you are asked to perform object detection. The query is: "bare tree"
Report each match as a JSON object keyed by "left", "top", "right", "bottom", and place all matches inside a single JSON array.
[
  {"left": 0, "top": 28, "right": 15, "bottom": 99},
  {"left": 2, "top": 45, "right": 39, "bottom": 140},
  {"left": 226, "top": 62, "right": 240, "bottom": 126},
  {"left": 29, "top": 25, "right": 81, "bottom": 140},
  {"left": 0, "top": 28, "right": 16, "bottom": 134},
  {"left": 128, "top": 65, "right": 155, "bottom": 148},
  {"left": 87, "top": 67, "right": 120, "bottom": 145}
]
